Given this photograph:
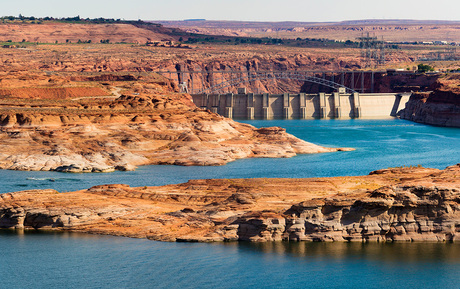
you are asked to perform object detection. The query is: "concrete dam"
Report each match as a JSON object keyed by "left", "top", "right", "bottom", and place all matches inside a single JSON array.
[{"left": 192, "top": 91, "right": 411, "bottom": 119}]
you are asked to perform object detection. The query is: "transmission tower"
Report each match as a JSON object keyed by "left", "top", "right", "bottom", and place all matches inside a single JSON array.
[
  {"left": 419, "top": 47, "right": 459, "bottom": 61},
  {"left": 357, "top": 32, "right": 386, "bottom": 67}
]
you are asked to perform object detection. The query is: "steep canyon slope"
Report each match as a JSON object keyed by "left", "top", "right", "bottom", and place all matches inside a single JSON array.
[{"left": 399, "top": 75, "right": 460, "bottom": 127}]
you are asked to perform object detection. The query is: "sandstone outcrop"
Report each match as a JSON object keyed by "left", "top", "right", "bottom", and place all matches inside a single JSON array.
[
  {"left": 398, "top": 75, "right": 460, "bottom": 127},
  {"left": 1, "top": 165, "right": 459, "bottom": 242},
  {"left": 0, "top": 72, "right": 350, "bottom": 172},
  {"left": 0, "top": 39, "right": 416, "bottom": 94}
]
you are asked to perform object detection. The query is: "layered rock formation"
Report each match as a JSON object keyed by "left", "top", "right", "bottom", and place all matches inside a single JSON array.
[
  {"left": 1, "top": 165, "right": 459, "bottom": 242},
  {"left": 0, "top": 72, "right": 350, "bottom": 172},
  {"left": 398, "top": 75, "right": 460, "bottom": 127},
  {"left": 0, "top": 39, "right": 416, "bottom": 94}
]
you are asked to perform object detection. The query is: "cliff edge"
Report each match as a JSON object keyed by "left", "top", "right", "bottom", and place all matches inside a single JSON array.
[{"left": 398, "top": 75, "right": 460, "bottom": 127}]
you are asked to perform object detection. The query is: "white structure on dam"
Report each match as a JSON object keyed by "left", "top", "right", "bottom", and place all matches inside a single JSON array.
[{"left": 192, "top": 90, "right": 411, "bottom": 119}]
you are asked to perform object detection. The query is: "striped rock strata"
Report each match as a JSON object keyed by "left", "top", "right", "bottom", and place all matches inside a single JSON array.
[{"left": 0, "top": 165, "right": 459, "bottom": 242}]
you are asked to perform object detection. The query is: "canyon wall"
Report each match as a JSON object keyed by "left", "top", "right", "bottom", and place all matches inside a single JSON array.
[{"left": 399, "top": 75, "right": 460, "bottom": 127}]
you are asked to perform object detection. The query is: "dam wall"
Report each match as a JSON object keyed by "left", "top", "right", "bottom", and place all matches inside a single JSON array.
[
  {"left": 192, "top": 92, "right": 411, "bottom": 119},
  {"left": 358, "top": 93, "right": 411, "bottom": 118}
]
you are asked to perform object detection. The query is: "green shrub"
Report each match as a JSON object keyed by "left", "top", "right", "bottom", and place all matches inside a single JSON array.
[{"left": 417, "top": 63, "right": 435, "bottom": 73}]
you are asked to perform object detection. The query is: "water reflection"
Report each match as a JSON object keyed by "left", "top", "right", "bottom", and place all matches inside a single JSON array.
[
  {"left": 1, "top": 231, "right": 460, "bottom": 288},
  {"left": 236, "top": 242, "right": 460, "bottom": 264},
  {"left": 2, "top": 230, "right": 460, "bottom": 266}
]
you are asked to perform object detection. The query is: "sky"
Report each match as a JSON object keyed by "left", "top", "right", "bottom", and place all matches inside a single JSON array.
[{"left": 3, "top": 0, "right": 460, "bottom": 22}]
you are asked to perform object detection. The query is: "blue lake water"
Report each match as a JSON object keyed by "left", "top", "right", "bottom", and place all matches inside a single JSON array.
[
  {"left": 1, "top": 118, "right": 459, "bottom": 194},
  {"left": 1, "top": 231, "right": 459, "bottom": 289},
  {"left": 1, "top": 118, "right": 459, "bottom": 288}
]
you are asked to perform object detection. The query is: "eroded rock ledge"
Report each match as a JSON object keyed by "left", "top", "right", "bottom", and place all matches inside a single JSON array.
[
  {"left": 0, "top": 109, "right": 348, "bottom": 172},
  {"left": 0, "top": 73, "right": 351, "bottom": 172},
  {"left": 398, "top": 74, "right": 460, "bottom": 127},
  {"left": 1, "top": 165, "right": 459, "bottom": 242}
]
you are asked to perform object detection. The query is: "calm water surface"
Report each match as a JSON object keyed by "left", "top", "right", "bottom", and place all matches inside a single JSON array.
[
  {"left": 1, "top": 118, "right": 458, "bottom": 194},
  {"left": 1, "top": 231, "right": 459, "bottom": 289},
  {"left": 1, "top": 118, "right": 459, "bottom": 288}
]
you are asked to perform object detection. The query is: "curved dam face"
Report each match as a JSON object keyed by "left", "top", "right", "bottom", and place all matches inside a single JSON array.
[{"left": 192, "top": 92, "right": 411, "bottom": 119}]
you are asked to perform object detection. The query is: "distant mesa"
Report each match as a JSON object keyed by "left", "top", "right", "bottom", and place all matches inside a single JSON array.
[{"left": 184, "top": 19, "right": 206, "bottom": 22}]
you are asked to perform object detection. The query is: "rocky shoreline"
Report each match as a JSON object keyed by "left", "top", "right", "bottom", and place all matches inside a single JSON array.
[
  {"left": 1, "top": 165, "right": 459, "bottom": 242},
  {"left": 398, "top": 75, "right": 460, "bottom": 127},
  {"left": 0, "top": 72, "right": 351, "bottom": 172},
  {"left": 0, "top": 112, "right": 348, "bottom": 172}
]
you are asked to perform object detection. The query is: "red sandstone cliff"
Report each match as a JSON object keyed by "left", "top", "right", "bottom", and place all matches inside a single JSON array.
[{"left": 398, "top": 75, "right": 460, "bottom": 127}]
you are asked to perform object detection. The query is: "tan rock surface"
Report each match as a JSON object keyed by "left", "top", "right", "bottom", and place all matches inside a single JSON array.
[
  {"left": 0, "top": 23, "right": 177, "bottom": 44},
  {"left": 0, "top": 41, "right": 415, "bottom": 93},
  {"left": 0, "top": 72, "right": 349, "bottom": 172},
  {"left": 1, "top": 165, "right": 459, "bottom": 242}
]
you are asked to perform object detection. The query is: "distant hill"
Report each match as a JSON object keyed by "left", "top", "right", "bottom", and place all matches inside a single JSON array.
[
  {"left": 2, "top": 17, "right": 460, "bottom": 44},
  {"left": 337, "top": 19, "right": 460, "bottom": 25},
  {"left": 155, "top": 20, "right": 327, "bottom": 29},
  {"left": 0, "top": 19, "right": 195, "bottom": 44},
  {"left": 156, "top": 19, "right": 460, "bottom": 29},
  {"left": 154, "top": 19, "right": 460, "bottom": 42}
]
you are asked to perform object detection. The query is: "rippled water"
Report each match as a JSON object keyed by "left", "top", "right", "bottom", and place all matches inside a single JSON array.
[
  {"left": 1, "top": 119, "right": 459, "bottom": 194},
  {"left": 1, "top": 118, "right": 459, "bottom": 288}
]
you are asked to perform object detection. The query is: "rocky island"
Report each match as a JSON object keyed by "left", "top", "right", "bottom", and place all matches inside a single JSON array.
[{"left": 1, "top": 164, "right": 459, "bottom": 242}]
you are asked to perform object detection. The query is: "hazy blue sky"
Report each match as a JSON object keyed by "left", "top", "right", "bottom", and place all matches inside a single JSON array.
[{"left": 3, "top": 0, "right": 460, "bottom": 22}]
